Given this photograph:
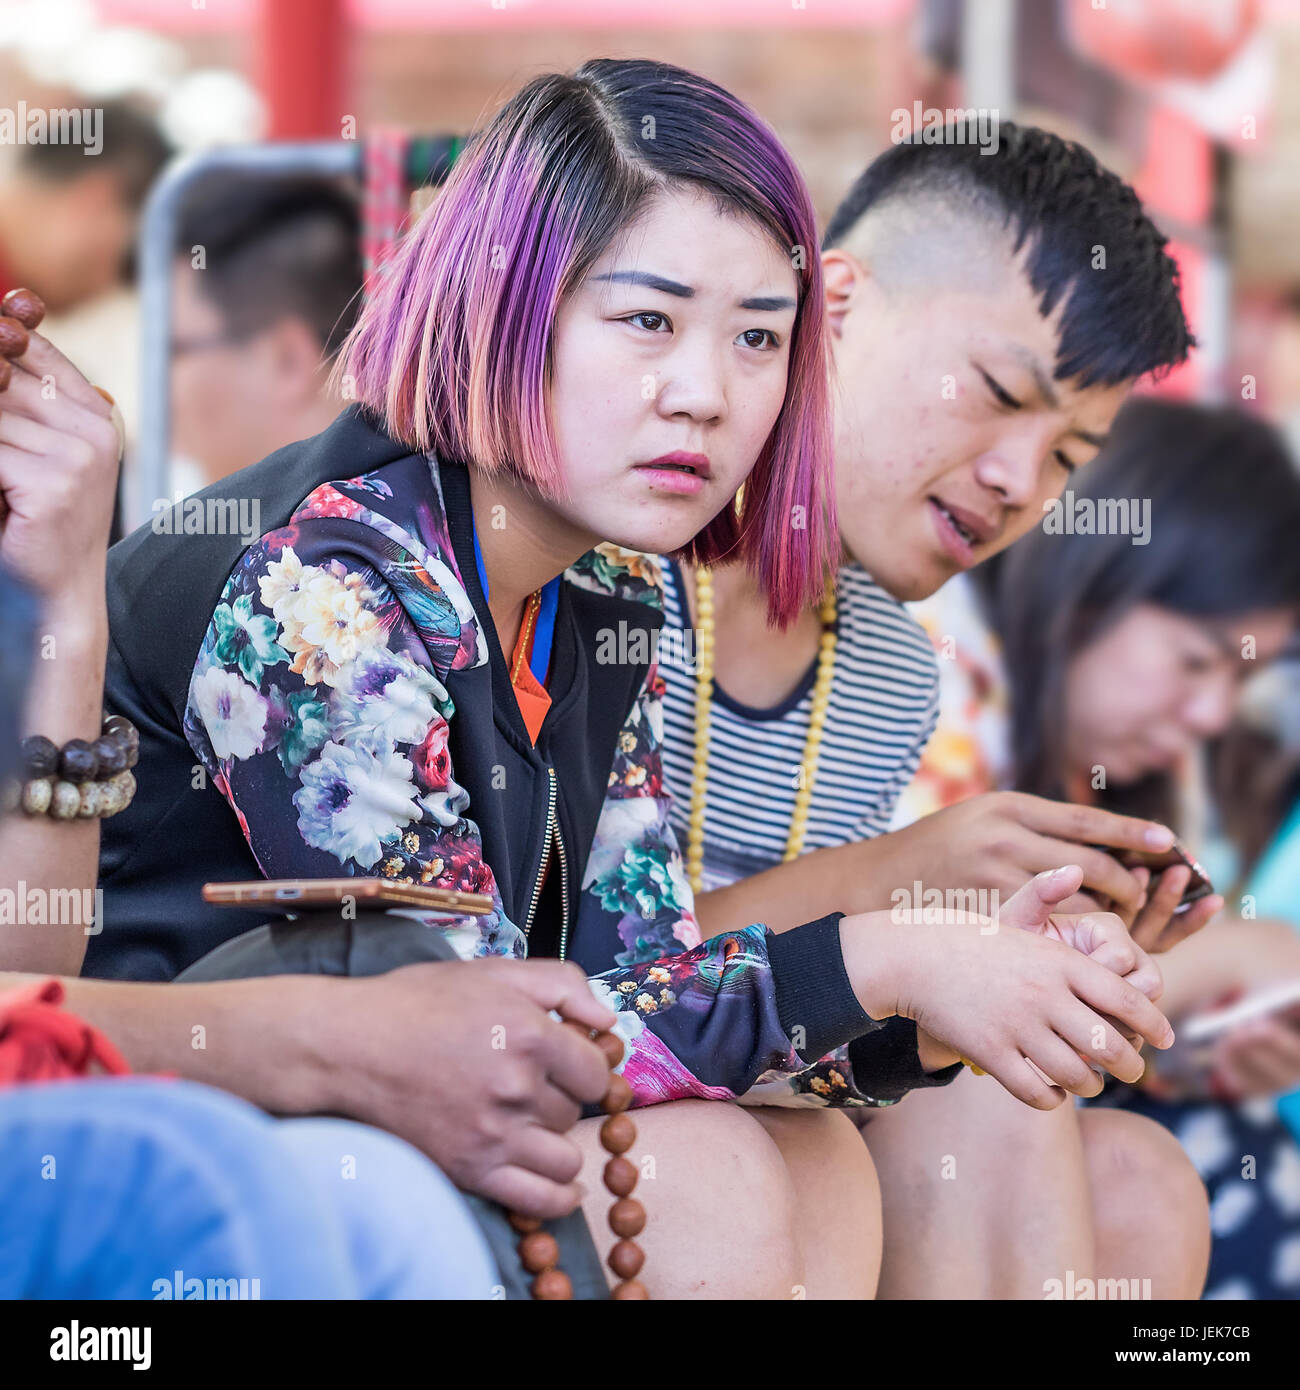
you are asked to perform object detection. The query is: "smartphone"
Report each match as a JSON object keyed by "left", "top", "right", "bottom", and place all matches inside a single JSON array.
[
  {"left": 1180, "top": 979, "right": 1300, "bottom": 1046},
  {"left": 202, "top": 877, "right": 495, "bottom": 916},
  {"left": 1158, "top": 979, "right": 1300, "bottom": 1088},
  {"left": 1113, "top": 840, "right": 1214, "bottom": 914}
]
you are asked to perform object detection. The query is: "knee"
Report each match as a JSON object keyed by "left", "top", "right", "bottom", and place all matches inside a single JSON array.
[
  {"left": 1083, "top": 1109, "right": 1207, "bottom": 1212},
  {"left": 762, "top": 1105, "right": 880, "bottom": 1194},
  {"left": 665, "top": 1100, "right": 801, "bottom": 1214},
  {"left": 639, "top": 1099, "right": 804, "bottom": 1293},
  {"left": 1080, "top": 1109, "right": 1210, "bottom": 1287}
]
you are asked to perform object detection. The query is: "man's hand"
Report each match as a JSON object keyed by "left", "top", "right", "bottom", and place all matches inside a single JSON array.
[
  {"left": 329, "top": 958, "right": 618, "bottom": 1219},
  {"left": 881, "top": 791, "right": 1220, "bottom": 951},
  {"left": 0, "top": 293, "right": 121, "bottom": 609},
  {"left": 1126, "top": 863, "right": 1223, "bottom": 955}
]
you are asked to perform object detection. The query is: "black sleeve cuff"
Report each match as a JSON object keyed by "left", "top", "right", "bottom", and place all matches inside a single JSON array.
[
  {"left": 847, "top": 1016, "right": 964, "bottom": 1103},
  {"left": 766, "top": 912, "right": 878, "bottom": 1063}
]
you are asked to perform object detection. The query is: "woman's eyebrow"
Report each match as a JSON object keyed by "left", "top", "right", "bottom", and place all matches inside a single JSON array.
[
  {"left": 741, "top": 294, "right": 797, "bottom": 312},
  {"left": 593, "top": 270, "right": 695, "bottom": 297},
  {"left": 591, "top": 270, "right": 795, "bottom": 312}
]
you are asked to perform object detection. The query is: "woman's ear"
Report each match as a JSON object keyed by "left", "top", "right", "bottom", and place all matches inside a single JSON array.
[{"left": 821, "top": 249, "right": 866, "bottom": 339}]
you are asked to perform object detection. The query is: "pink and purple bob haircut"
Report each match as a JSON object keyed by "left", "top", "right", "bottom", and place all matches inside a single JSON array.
[{"left": 335, "top": 58, "right": 835, "bottom": 626}]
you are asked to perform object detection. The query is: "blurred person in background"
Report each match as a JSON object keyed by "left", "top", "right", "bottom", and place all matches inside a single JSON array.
[
  {"left": 1266, "top": 287, "right": 1300, "bottom": 465},
  {"left": 896, "top": 396, "right": 1300, "bottom": 1299},
  {"left": 168, "top": 172, "right": 362, "bottom": 495},
  {"left": 0, "top": 98, "right": 169, "bottom": 313},
  {"left": 0, "top": 97, "right": 171, "bottom": 496}
]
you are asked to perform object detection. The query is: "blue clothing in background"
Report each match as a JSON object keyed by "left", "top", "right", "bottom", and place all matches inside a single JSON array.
[{"left": 0, "top": 1077, "right": 496, "bottom": 1299}]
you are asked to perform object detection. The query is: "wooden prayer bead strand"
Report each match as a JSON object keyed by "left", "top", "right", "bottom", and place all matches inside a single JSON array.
[
  {"left": 598, "top": 1062, "right": 648, "bottom": 1300},
  {"left": 507, "top": 1209, "right": 573, "bottom": 1301},
  {"left": 508, "top": 1025, "right": 649, "bottom": 1300}
]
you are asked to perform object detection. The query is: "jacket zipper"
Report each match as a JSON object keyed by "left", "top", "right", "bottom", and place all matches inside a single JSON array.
[
  {"left": 553, "top": 769, "right": 571, "bottom": 962},
  {"left": 523, "top": 767, "right": 570, "bottom": 960}
]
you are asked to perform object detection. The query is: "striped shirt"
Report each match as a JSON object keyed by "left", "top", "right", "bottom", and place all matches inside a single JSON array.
[{"left": 660, "top": 558, "right": 940, "bottom": 892}]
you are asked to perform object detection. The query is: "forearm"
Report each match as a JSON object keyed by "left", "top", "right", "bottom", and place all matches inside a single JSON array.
[
  {"left": 695, "top": 835, "right": 898, "bottom": 936},
  {"left": 1157, "top": 915, "right": 1300, "bottom": 1019},
  {"left": 0, "top": 967, "right": 340, "bottom": 1117},
  {"left": 1, "top": 593, "right": 108, "bottom": 974},
  {"left": 698, "top": 854, "right": 964, "bottom": 1074}
]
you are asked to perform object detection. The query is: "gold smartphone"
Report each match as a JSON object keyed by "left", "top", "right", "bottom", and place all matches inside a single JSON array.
[{"left": 202, "top": 877, "right": 495, "bottom": 915}]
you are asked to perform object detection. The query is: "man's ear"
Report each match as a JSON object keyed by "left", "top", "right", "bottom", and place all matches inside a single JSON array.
[
  {"left": 822, "top": 248, "right": 867, "bottom": 339},
  {"left": 268, "top": 317, "right": 328, "bottom": 401}
]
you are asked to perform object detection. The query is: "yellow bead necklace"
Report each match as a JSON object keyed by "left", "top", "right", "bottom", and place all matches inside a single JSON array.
[{"left": 686, "top": 566, "right": 839, "bottom": 894}]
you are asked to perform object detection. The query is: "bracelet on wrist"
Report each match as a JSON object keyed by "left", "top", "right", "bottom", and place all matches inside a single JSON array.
[
  {"left": 8, "top": 714, "right": 140, "bottom": 821},
  {"left": 14, "top": 770, "right": 137, "bottom": 819},
  {"left": 20, "top": 713, "right": 138, "bottom": 784}
]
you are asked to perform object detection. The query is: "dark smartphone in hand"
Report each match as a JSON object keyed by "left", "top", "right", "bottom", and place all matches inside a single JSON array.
[{"left": 1114, "top": 841, "right": 1214, "bottom": 914}]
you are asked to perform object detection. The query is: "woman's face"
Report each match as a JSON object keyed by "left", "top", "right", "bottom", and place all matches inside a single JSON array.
[
  {"left": 546, "top": 184, "right": 801, "bottom": 555},
  {"left": 1063, "top": 602, "right": 1296, "bottom": 784}
]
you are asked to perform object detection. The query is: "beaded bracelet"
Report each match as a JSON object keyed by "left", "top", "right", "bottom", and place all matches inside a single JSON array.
[
  {"left": 10, "top": 715, "right": 140, "bottom": 821},
  {"left": 17, "top": 770, "right": 137, "bottom": 820},
  {"left": 21, "top": 714, "right": 139, "bottom": 785}
]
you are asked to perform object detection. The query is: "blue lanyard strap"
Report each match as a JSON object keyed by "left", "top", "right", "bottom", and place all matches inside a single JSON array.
[
  {"left": 530, "top": 578, "right": 559, "bottom": 684},
  {"left": 471, "top": 516, "right": 559, "bottom": 686}
]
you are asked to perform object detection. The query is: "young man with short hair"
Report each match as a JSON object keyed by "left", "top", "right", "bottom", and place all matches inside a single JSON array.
[{"left": 661, "top": 121, "right": 1213, "bottom": 1298}]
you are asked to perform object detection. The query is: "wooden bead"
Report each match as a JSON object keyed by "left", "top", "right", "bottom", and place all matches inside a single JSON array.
[
  {"left": 92, "top": 736, "right": 128, "bottom": 777},
  {"left": 2, "top": 288, "right": 44, "bottom": 329},
  {"left": 77, "top": 782, "right": 103, "bottom": 818},
  {"left": 0, "top": 315, "right": 28, "bottom": 359},
  {"left": 607, "top": 1239, "right": 645, "bottom": 1280},
  {"left": 603, "top": 1154, "right": 638, "bottom": 1197},
  {"left": 595, "top": 1031, "right": 625, "bottom": 1068},
  {"left": 59, "top": 738, "right": 98, "bottom": 783},
  {"left": 94, "top": 772, "right": 118, "bottom": 816},
  {"left": 518, "top": 1010, "right": 649, "bottom": 1301},
  {"left": 101, "top": 718, "right": 139, "bottom": 768},
  {"left": 599, "top": 1113, "right": 636, "bottom": 1155},
  {"left": 50, "top": 781, "right": 81, "bottom": 820},
  {"left": 531, "top": 1267, "right": 572, "bottom": 1300},
  {"left": 518, "top": 1230, "right": 560, "bottom": 1273},
  {"left": 0, "top": 358, "right": 11, "bottom": 391},
  {"left": 99, "top": 773, "right": 129, "bottom": 817},
  {"left": 21, "top": 777, "right": 51, "bottom": 815},
  {"left": 601, "top": 1073, "right": 633, "bottom": 1114},
  {"left": 20, "top": 735, "right": 58, "bottom": 780},
  {"left": 608, "top": 1197, "right": 646, "bottom": 1239}
]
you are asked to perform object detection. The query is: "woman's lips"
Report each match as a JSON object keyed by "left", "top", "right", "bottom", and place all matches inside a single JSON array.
[{"left": 634, "top": 464, "right": 708, "bottom": 496}]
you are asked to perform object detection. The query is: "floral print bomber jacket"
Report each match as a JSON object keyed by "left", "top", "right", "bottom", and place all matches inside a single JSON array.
[{"left": 183, "top": 447, "right": 948, "bottom": 1109}]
